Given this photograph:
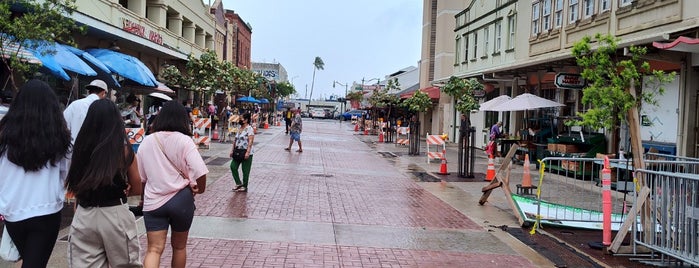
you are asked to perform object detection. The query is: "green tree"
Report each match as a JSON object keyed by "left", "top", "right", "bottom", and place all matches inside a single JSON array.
[
  {"left": 0, "top": 0, "right": 85, "bottom": 91},
  {"left": 308, "top": 56, "right": 324, "bottom": 101},
  {"left": 401, "top": 89, "right": 432, "bottom": 114},
  {"left": 442, "top": 76, "right": 481, "bottom": 114},
  {"left": 572, "top": 33, "right": 675, "bottom": 168},
  {"left": 274, "top": 81, "right": 296, "bottom": 98},
  {"left": 368, "top": 78, "right": 401, "bottom": 120}
]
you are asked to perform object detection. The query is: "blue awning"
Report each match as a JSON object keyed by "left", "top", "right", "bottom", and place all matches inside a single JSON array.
[
  {"left": 86, "top": 48, "right": 158, "bottom": 87},
  {"left": 29, "top": 41, "right": 97, "bottom": 77}
]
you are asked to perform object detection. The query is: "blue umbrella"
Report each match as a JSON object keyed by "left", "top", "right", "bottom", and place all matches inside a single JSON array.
[
  {"left": 86, "top": 48, "right": 158, "bottom": 87},
  {"left": 237, "top": 96, "right": 260, "bottom": 103},
  {"left": 258, "top": 98, "right": 269, "bottom": 104},
  {"left": 25, "top": 42, "right": 70, "bottom": 81},
  {"left": 32, "top": 42, "right": 97, "bottom": 76},
  {"left": 61, "top": 44, "right": 121, "bottom": 87}
]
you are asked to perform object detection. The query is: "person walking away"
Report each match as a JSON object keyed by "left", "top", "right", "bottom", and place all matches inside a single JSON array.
[
  {"left": 285, "top": 109, "right": 303, "bottom": 152},
  {"left": 0, "top": 79, "right": 72, "bottom": 267},
  {"left": 65, "top": 99, "right": 143, "bottom": 267},
  {"left": 64, "top": 79, "right": 108, "bottom": 147},
  {"left": 284, "top": 108, "right": 292, "bottom": 134},
  {"left": 136, "top": 101, "right": 209, "bottom": 268},
  {"left": 229, "top": 112, "right": 255, "bottom": 192},
  {"left": 218, "top": 106, "right": 231, "bottom": 143}
]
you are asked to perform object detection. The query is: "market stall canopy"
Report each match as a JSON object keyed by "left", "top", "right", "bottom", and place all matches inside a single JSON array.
[
  {"left": 62, "top": 44, "right": 121, "bottom": 88},
  {"left": 236, "top": 96, "right": 260, "bottom": 103},
  {"left": 148, "top": 92, "right": 172, "bottom": 101},
  {"left": 400, "top": 86, "right": 440, "bottom": 99},
  {"left": 488, "top": 93, "right": 564, "bottom": 111},
  {"left": 479, "top": 95, "right": 512, "bottom": 111},
  {"left": 86, "top": 48, "right": 158, "bottom": 87},
  {"left": 0, "top": 36, "right": 41, "bottom": 64}
]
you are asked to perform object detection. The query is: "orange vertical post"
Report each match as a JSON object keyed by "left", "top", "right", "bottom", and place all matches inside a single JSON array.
[{"left": 602, "top": 156, "right": 612, "bottom": 246}]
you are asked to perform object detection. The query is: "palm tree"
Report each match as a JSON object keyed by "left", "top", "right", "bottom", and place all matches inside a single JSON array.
[{"left": 308, "top": 56, "right": 324, "bottom": 103}]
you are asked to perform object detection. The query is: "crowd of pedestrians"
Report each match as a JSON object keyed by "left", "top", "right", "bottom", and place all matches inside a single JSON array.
[{"left": 0, "top": 79, "right": 209, "bottom": 268}]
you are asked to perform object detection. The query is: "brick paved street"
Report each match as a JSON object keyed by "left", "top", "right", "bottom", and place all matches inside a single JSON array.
[{"left": 2, "top": 119, "right": 553, "bottom": 268}]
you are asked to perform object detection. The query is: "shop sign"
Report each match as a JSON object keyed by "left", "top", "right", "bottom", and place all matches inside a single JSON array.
[
  {"left": 554, "top": 73, "right": 586, "bottom": 89},
  {"left": 472, "top": 89, "right": 486, "bottom": 99},
  {"left": 122, "top": 18, "right": 163, "bottom": 45}
]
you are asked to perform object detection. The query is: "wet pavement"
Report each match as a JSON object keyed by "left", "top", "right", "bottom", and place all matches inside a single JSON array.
[{"left": 2, "top": 119, "right": 635, "bottom": 267}]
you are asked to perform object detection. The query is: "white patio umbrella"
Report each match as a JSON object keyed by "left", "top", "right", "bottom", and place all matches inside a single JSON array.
[
  {"left": 488, "top": 93, "right": 564, "bottom": 111},
  {"left": 479, "top": 95, "right": 512, "bottom": 111},
  {"left": 148, "top": 92, "right": 172, "bottom": 101}
]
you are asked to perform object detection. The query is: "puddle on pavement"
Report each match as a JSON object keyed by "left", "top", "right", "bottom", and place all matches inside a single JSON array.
[{"left": 409, "top": 171, "right": 441, "bottom": 182}]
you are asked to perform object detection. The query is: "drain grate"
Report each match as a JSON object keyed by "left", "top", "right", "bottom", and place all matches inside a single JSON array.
[
  {"left": 377, "top": 151, "right": 398, "bottom": 158},
  {"left": 409, "top": 171, "right": 440, "bottom": 182},
  {"left": 310, "top": 174, "right": 334, "bottom": 178}
]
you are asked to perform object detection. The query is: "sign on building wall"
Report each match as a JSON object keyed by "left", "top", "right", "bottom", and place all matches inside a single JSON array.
[
  {"left": 554, "top": 73, "right": 586, "bottom": 89},
  {"left": 122, "top": 18, "right": 163, "bottom": 45},
  {"left": 640, "top": 75, "right": 679, "bottom": 143},
  {"left": 254, "top": 69, "right": 278, "bottom": 80}
]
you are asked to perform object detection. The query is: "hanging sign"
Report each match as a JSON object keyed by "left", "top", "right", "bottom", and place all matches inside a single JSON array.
[{"left": 555, "top": 73, "right": 586, "bottom": 89}]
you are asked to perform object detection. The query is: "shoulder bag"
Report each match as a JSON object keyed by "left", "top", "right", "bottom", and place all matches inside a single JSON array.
[
  {"left": 0, "top": 225, "right": 20, "bottom": 262},
  {"left": 154, "top": 133, "right": 190, "bottom": 181},
  {"left": 231, "top": 130, "right": 247, "bottom": 162}
]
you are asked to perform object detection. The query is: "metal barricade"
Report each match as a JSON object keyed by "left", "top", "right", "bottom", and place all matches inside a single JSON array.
[{"left": 632, "top": 169, "right": 699, "bottom": 266}]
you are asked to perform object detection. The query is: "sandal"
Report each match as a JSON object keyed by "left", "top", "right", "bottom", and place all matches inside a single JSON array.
[
  {"left": 236, "top": 187, "right": 247, "bottom": 192},
  {"left": 296, "top": 150, "right": 303, "bottom": 153},
  {"left": 233, "top": 184, "right": 243, "bottom": 191},
  {"left": 284, "top": 148, "right": 290, "bottom": 151}
]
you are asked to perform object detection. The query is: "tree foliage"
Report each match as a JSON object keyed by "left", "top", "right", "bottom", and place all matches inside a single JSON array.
[
  {"left": 345, "top": 90, "right": 364, "bottom": 102},
  {"left": 274, "top": 81, "right": 296, "bottom": 98},
  {"left": 308, "top": 56, "right": 324, "bottom": 101},
  {"left": 442, "top": 76, "right": 481, "bottom": 114},
  {"left": 368, "top": 78, "right": 400, "bottom": 108},
  {"left": 0, "top": 0, "right": 85, "bottom": 90},
  {"left": 571, "top": 33, "right": 675, "bottom": 131},
  {"left": 401, "top": 89, "right": 432, "bottom": 113}
]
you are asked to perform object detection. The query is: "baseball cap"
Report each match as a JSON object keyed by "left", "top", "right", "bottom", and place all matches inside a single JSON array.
[{"left": 85, "top": 79, "right": 108, "bottom": 92}]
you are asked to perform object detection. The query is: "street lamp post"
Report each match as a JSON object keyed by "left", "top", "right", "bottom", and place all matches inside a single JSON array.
[{"left": 333, "top": 81, "right": 348, "bottom": 121}]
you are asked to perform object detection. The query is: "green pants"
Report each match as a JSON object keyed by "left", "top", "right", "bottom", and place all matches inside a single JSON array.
[{"left": 230, "top": 155, "right": 253, "bottom": 187}]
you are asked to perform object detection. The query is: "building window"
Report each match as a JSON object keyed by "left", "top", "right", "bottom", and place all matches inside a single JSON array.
[
  {"left": 483, "top": 27, "right": 489, "bottom": 56},
  {"left": 620, "top": 0, "right": 632, "bottom": 6},
  {"left": 472, "top": 32, "right": 478, "bottom": 60},
  {"left": 464, "top": 35, "right": 469, "bottom": 61},
  {"left": 494, "top": 20, "right": 502, "bottom": 52},
  {"left": 555, "top": 0, "right": 563, "bottom": 28},
  {"left": 455, "top": 37, "right": 462, "bottom": 64},
  {"left": 532, "top": 1, "right": 540, "bottom": 36},
  {"left": 600, "top": 0, "right": 610, "bottom": 11},
  {"left": 542, "top": 0, "right": 552, "bottom": 31},
  {"left": 508, "top": 15, "right": 516, "bottom": 50},
  {"left": 569, "top": 0, "right": 579, "bottom": 24},
  {"left": 584, "top": 0, "right": 595, "bottom": 17}
]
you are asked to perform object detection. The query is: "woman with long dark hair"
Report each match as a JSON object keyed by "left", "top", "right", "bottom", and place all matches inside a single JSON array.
[
  {"left": 230, "top": 112, "right": 255, "bottom": 192},
  {"left": 136, "top": 101, "right": 208, "bottom": 268},
  {"left": 64, "top": 99, "right": 143, "bottom": 267},
  {"left": 0, "top": 79, "right": 71, "bottom": 267}
]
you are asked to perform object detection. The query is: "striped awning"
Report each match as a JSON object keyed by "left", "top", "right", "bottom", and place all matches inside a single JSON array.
[{"left": 1, "top": 38, "right": 41, "bottom": 64}]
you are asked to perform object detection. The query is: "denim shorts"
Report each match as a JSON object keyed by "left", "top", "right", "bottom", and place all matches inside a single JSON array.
[
  {"left": 290, "top": 132, "right": 301, "bottom": 141},
  {"left": 143, "top": 187, "right": 195, "bottom": 232}
]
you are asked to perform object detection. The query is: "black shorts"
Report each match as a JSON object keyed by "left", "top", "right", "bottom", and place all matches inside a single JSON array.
[{"left": 143, "top": 187, "right": 196, "bottom": 232}]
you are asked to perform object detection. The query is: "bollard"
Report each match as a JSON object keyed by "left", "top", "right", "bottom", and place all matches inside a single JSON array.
[{"left": 602, "top": 156, "right": 612, "bottom": 246}]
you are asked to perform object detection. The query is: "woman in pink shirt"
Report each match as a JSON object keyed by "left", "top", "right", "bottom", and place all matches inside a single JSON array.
[{"left": 136, "top": 101, "right": 208, "bottom": 268}]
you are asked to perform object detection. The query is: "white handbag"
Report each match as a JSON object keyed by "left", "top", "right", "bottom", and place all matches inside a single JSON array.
[{"left": 0, "top": 226, "right": 20, "bottom": 262}]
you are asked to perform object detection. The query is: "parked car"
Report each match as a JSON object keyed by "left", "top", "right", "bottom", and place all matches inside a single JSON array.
[
  {"left": 342, "top": 109, "right": 367, "bottom": 121},
  {"left": 310, "top": 108, "right": 326, "bottom": 119}
]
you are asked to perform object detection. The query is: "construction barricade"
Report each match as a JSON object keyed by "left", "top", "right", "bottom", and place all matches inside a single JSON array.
[
  {"left": 395, "top": 126, "right": 410, "bottom": 146},
  {"left": 192, "top": 117, "right": 211, "bottom": 149},
  {"left": 425, "top": 133, "right": 445, "bottom": 163}
]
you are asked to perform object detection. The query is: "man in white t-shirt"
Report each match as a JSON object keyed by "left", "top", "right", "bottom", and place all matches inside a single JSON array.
[{"left": 63, "top": 79, "right": 108, "bottom": 147}]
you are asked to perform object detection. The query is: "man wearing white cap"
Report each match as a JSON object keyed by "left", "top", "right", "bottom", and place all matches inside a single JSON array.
[{"left": 63, "top": 79, "right": 108, "bottom": 145}]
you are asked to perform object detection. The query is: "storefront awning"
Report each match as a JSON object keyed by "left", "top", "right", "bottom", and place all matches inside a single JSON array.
[
  {"left": 86, "top": 48, "right": 158, "bottom": 87},
  {"left": 653, "top": 36, "right": 699, "bottom": 53},
  {"left": 400, "top": 86, "right": 440, "bottom": 99},
  {"left": 1, "top": 37, "right": 41, "bottom": 64}
]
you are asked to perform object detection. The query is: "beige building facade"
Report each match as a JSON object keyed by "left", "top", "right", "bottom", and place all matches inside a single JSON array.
[{"left": 425, "top": 0, "right": 699, "bottom": 157}]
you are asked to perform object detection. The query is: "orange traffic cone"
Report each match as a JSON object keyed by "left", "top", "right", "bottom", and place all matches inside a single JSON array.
[
  {"left": 364, "top": 128, "right": 369, "bottom": 135},
  {"left": 212, "top": 127, "right": 219, "bottom": 140},
  {"left": 522, "top": 154, "right": 532, "bottom": 187},
  {"left": 485, "top": 154, "right": 496, "bottom": 181},
  {"left": 264, "top": 122, "right": 269, "bottom": 129},
  {"left": 438, "top": 149, "right": 449, "bottom": 175},
  {"left": 354, "top": 123, "right": 359, "bottom": 132},
  {"left": 378, "top": 131, "right": 384, "bottom": 142}
]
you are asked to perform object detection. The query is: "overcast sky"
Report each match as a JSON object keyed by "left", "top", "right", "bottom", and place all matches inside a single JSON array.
[{"left": 220, "top": 0, "right": 423, "bottom": 99}]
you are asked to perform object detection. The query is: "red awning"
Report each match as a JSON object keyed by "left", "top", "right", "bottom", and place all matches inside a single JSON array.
[
  {"left": 400, "top": 86, "right": 440, "bottom": 99},
  {"left": 653, "top": 36, "right": 699, "bottom": 53}
]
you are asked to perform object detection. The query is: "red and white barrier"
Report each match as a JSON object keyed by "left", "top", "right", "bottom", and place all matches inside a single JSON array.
[{"left": 426, "top": 133, "right": 446, "bottom": 163}]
